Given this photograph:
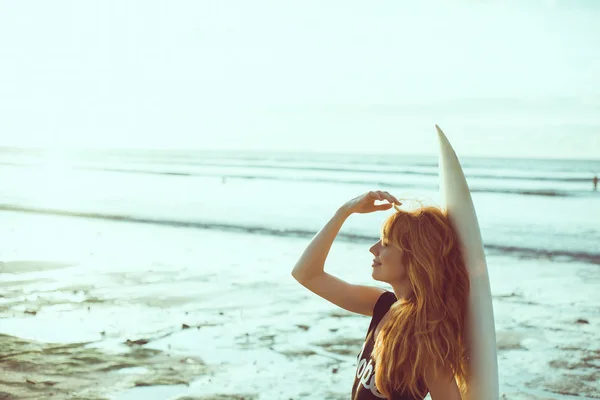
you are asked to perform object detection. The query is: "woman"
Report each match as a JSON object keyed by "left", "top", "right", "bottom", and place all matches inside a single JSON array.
[{"left": 292, "top": 190, "right": 470, "bottom": 400}]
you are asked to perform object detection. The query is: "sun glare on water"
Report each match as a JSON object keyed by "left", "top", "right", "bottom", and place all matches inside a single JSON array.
[{"left": 31, "top": 151, "right": 79, "bottom": 209}]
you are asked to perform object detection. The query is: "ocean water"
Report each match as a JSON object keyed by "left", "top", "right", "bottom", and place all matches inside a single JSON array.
[
  {"left": 1, "top": 148, "right": 599, "bottom": 263},
  {"left": 0, "top": 148, "right": 599, "bottom": 399}
]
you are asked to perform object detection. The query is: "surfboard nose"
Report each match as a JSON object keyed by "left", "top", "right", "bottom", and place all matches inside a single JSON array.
[
  {"left": 435, "top": 124, "right": 452, "bottom": 151},
  {"left": 436, "top": 125, "right": 460, "bottom": 163},
  {"left": 435, "top": 124, "right": 445, "bottom": 138}
]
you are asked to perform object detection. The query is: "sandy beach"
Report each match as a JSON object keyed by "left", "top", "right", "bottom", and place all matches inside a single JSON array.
[
  {"left": 0, "top": 149, "right": 599, "bottom": 399},
  {"left": 2, "top": 0, "right": 600, "bottom": 397},
  {"left": 1, "top": 209, "right": 598, "bottom": 400}
]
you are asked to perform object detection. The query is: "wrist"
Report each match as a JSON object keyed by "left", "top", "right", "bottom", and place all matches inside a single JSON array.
[{"left": 336, "top": 205, "right": 353, "bottom": 219}]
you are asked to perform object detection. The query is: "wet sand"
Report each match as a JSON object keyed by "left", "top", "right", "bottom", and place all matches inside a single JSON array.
[
  {"left": 0, "top": 212, "right": 598, "bottom": 399},
  {"left": 0, "top": 260, "right": 208, "bottom": 400}
]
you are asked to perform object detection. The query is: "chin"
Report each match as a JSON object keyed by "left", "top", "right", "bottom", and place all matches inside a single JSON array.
[{"left": 371, "top": 271, "right": 385, "bottom": 283}]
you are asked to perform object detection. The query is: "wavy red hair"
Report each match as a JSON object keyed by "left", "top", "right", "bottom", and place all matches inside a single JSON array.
[{"left": 372, "top": 204, "right": 470, "bottom": 398}]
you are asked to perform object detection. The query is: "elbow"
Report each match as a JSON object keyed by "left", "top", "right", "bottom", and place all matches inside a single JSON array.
[
  {"left": 291, "top": 266, "right": 311, "bottom": 284},
  {"left": 291, "top": 269, "right": 303, "bottom": 283}
]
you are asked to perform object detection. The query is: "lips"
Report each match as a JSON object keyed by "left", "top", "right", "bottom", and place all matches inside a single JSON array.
[{"left": 372, "top": 260, "right": 382, "bottom": 267}]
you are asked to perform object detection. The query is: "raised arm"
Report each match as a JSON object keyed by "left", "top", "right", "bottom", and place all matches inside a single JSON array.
[{"left": 291, "top": 191, "right": 400, "bottom": 316}]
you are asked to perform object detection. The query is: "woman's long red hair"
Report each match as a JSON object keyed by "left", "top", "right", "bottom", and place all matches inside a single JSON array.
[{"left": 372, "top": 204, "right": 470, "bottom": 398}]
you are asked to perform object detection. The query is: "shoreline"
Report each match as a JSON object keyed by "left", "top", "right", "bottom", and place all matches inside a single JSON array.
[{"left": 0, "top": 213, "right": 598, "bottom": 399}]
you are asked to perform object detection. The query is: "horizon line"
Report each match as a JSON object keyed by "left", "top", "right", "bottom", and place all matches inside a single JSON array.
[{"left": 1, "top": 146, "right": 599, "bottom": 163}]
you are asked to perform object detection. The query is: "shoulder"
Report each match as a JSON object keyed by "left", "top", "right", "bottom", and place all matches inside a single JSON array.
[
  {"left": 423, "top": 362, "right": 462, "bottom": 400},
  {"left": 377, "top": 290, "right": 397, "bottom": 305},
  {"left": 372, "top": 291, "right": 397, "bottom": 319}
]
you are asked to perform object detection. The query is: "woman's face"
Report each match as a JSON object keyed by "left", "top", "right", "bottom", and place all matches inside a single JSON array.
[{"left": 369, "top": 239, "right": 408, "bottom": 285}]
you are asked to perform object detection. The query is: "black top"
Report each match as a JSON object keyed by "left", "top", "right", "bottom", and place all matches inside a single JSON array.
[{"left": 351, "top": 291, "right": 427, "bottom": 400}]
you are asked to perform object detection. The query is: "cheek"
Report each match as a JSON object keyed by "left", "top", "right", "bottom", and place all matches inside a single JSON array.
[
  {"left": 381, "top": 250, "right": 401, "bottom": 267},
  {"left": 381, "top": 251, "right": 405, "bottom": 276}
]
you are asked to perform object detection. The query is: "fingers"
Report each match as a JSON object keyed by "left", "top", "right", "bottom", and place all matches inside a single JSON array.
[
  {"left": 369, "top": 190, "right": 401, "bottom": 205},
  {"left": 383, "top": 191, "right": 401, "bottom": 205}
]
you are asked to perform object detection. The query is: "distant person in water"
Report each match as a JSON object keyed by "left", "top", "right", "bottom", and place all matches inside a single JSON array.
[
  {"left": 594, "top": 175, "right": 598, "bottom": 191},
  {"left": 292, "top": 191, "right": 468, "bottom": 400}
]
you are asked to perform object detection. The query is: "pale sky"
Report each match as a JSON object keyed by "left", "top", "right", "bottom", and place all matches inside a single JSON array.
[{"left": 1, "top": 0, "right": 599, "bottom": 159}]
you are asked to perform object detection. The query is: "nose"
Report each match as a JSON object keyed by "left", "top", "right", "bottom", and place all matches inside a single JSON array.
[{"left": 369, "top": 241, "right": 381, "bottom": 256}]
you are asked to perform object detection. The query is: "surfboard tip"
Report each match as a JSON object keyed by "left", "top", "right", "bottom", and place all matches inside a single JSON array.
[
  {"left": 435, "top": 124, "right": 453, "bottom": 155},
  {"left": 435, "top": 124, "right": 445, "bottom": 136}
]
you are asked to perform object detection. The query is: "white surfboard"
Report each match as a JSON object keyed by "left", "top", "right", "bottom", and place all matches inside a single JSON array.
[{"left": 436, "top": 125, "right": 499, "bottom": 399}]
